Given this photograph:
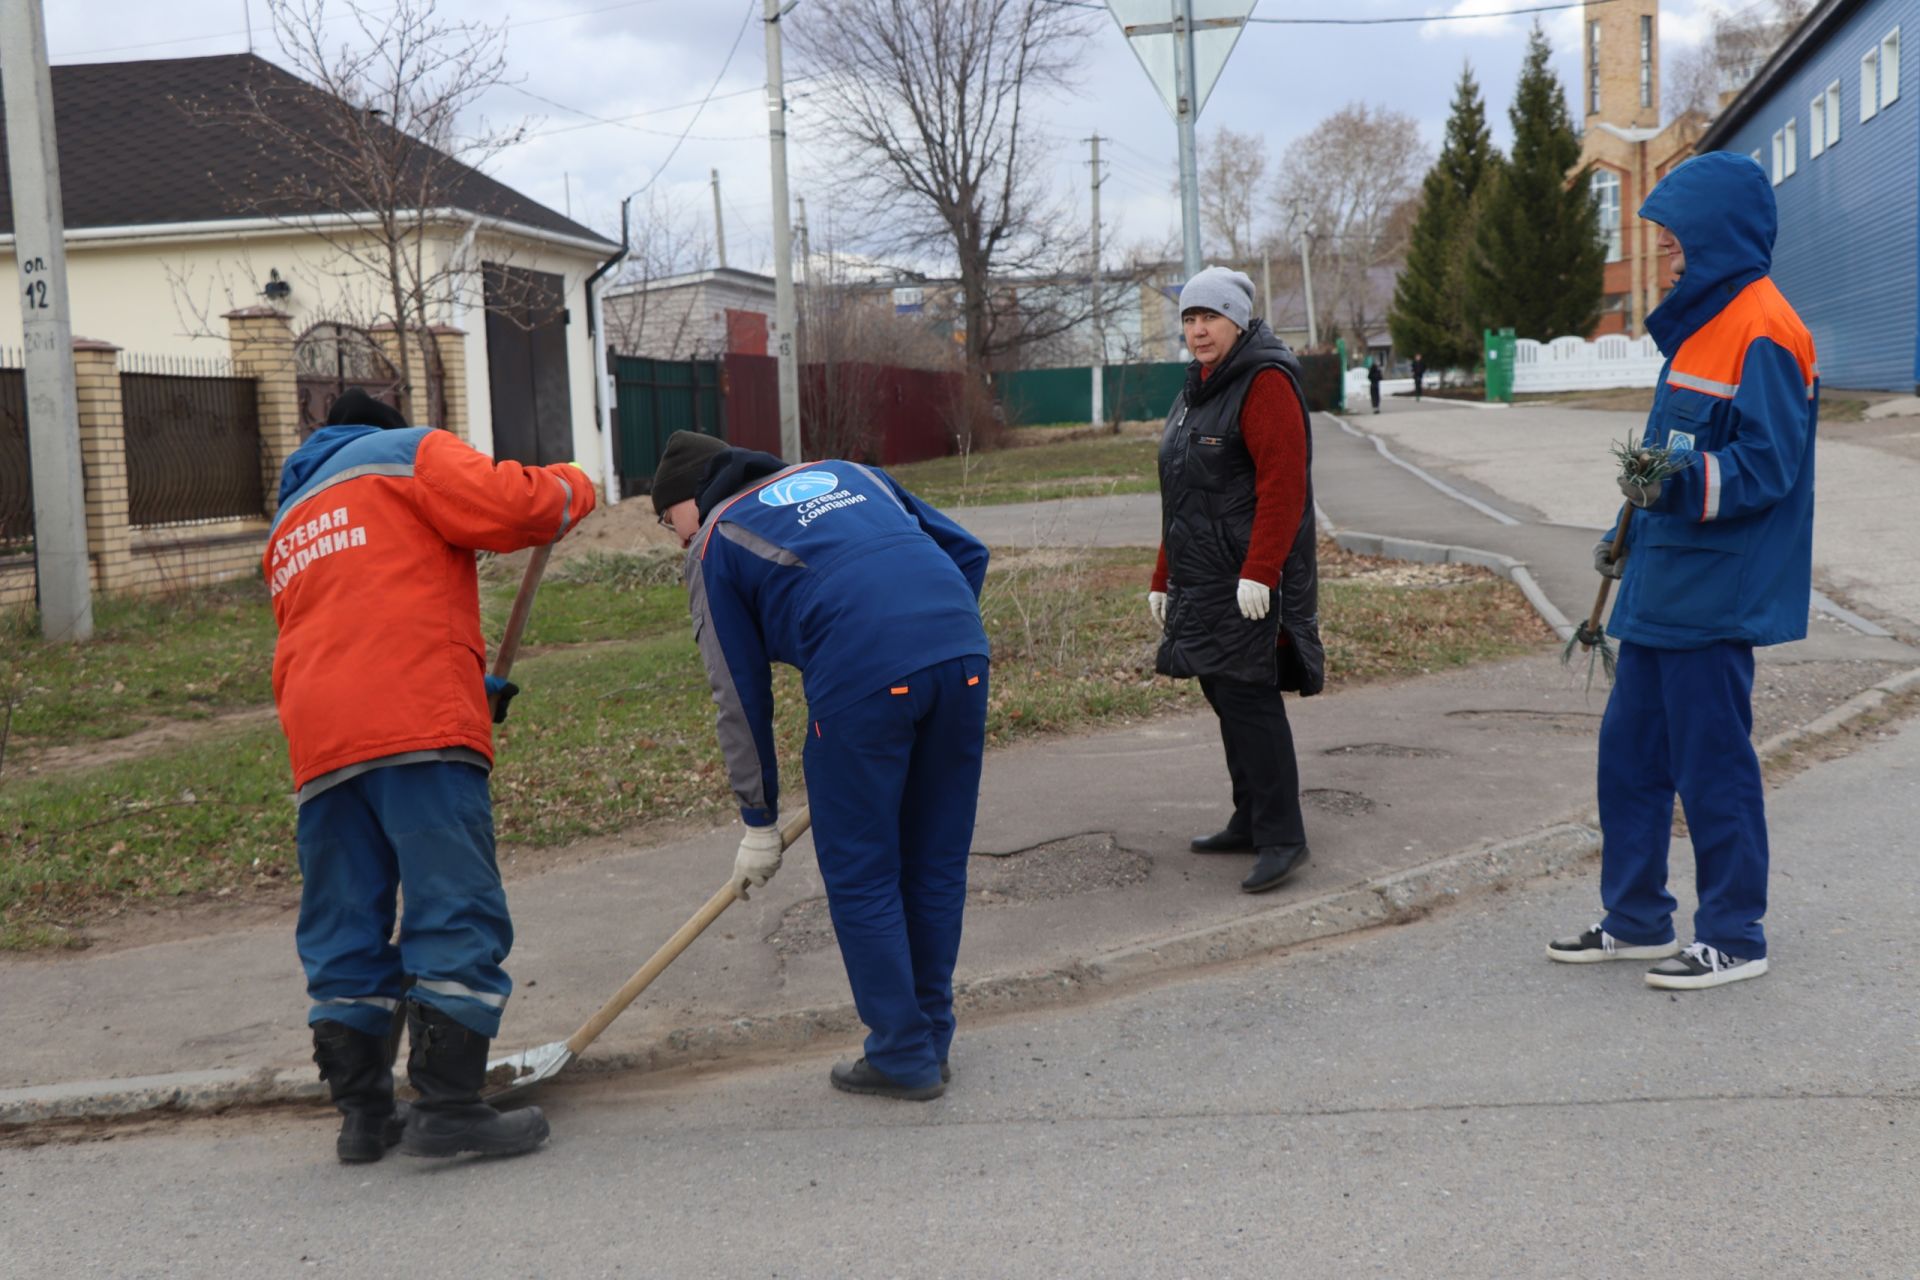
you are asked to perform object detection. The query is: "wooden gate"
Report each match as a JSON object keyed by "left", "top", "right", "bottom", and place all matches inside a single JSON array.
[{"left": 614, "top": 354, "right": 722, "bottom": 492}]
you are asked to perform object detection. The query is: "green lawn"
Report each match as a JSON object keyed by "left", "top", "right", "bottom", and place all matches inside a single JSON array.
[
  {"left": 0, "top": 543, "right": 1552, "bottom": 949},
  {"left": 886, "top": 436, "right": 1160, "bottom": 507}
]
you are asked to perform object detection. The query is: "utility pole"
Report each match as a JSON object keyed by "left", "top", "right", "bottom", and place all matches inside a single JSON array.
[
  {"left": 1261, "top": 248, "right": 1273, "bottom": 326},
  {"left": 1087, "top": 134, "right": 1105, "bottom": 428},
  {"left": 711, "top": 169, "right": 728, "bottom": 269},
  {"left": 763, "top": 0, "right": 801, "bottom": 462},
  {"left": 795, "top": 195, "right": 811, "bottom": 291},
  {"left": 2, "top": 0, "right": 92, "bottom": 642},
  {"left": 1299, "top": 228, "right": 1318, "bottom": 349},
  {"left": 1172, "top": 0, "right": 1203, "bottom": 278}
]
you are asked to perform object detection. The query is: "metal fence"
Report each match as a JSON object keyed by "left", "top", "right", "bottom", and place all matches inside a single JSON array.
[
  {"left": 614, "top": 354, "right": 723, "bottom": 491},
  {"left": 0, "top": 358, "right": 29, "bottom": 557},
  {"left": 120, "top": 354, "right": 265, "bottom": 530}
]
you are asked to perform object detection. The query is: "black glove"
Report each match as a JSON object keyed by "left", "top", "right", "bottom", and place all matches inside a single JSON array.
[
  {"left": 1592, "top": 540, "right": 1625, "bottom": 580},
  {"left": 485, "top": 675, "right": 520, "bottom": 725}
]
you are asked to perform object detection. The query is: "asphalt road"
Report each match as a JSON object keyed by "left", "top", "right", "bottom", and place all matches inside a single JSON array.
[{"left": 8, "top": 713, "right": 1917, "bottom": 1278}]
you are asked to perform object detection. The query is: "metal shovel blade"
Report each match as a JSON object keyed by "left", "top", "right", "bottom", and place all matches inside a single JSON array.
[{"left": 484, "top": 1039, "right": 575, "bottom": 1102}]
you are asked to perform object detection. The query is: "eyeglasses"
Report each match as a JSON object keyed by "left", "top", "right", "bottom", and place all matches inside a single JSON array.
[{"left": 657, "top": 513, "right": 674, "bottom": 531}]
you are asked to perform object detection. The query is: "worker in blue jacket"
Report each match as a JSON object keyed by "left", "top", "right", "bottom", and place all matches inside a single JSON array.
[
  {"left": 1547, "top": 152, "right": 1818, "bottom": 990},
  {"left": 651, "top": 431, "right": 991, "bottom": 1099}
]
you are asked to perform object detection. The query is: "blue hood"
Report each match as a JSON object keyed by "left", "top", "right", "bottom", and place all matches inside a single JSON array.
[
  {"left": 1640, "top": 151, "right": 1776, "bottom": 353},
  {"left": 277, "top": 425, "right": 383, "bottom": 505}
]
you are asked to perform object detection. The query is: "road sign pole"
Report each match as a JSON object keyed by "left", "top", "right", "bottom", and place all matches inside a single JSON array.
[
  {"left": 1173, "top": 0, "right": 1203, "bottom": 278},
  {"left": 1, "top": 0, "right": 92, "bottom": 642}
]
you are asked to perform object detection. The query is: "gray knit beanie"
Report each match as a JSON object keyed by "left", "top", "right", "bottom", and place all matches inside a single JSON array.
[
  {"left": 650, "top": 431, "right": 730, "bottom": 515},
  {"left": 1177, "top": 266, "right": 1256, "bottom": 331}
]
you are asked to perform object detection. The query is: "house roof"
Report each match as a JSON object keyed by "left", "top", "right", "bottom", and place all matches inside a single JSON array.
[
  {"left": 605, "top": 266, "right": 776, "bottom": 297},
  {"left": 1697, "top": 0, "right": 1868, "bottom": 150},
  {"left": 0, "top": 54, "right": 616, "bottom": 250}
]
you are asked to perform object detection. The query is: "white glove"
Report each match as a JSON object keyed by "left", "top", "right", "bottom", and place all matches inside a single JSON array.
[
  {"left": 733, "top": 824, "right": 784, "bottom": 897},
  {"left": 1148, "top": 591, "right": 1168, "bottom": 627},
  {"left": 1236, "top": 578, "right": 1271, "bottom": 621}
]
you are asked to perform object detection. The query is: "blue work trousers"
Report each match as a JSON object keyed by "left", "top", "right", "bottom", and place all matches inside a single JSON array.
[
  {"left": 804, "top": 654, "right": 990, "bottom": 1089},
  {"left": 294, "top": 760, "right": 515, "bottom": 1038},
  {"left": 1598, "top": 639, "right": 1769, "bottom": 959}
]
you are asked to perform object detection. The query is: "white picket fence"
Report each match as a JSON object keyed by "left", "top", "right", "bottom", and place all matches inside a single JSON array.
[{"left": 1511, "top": 334, "right": 1665, "bottom": 393}]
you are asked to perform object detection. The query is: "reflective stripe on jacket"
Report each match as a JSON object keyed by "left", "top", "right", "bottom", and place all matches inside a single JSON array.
[{"left": 266, "top": 425, "right": 594, "bottom": 795}]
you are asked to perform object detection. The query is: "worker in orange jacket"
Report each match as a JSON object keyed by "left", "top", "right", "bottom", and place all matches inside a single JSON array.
[{"left": 267, "top": 390, "right": 594, "bottom": 1163}]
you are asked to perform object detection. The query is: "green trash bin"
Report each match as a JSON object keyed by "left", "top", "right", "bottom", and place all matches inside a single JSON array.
[{"left": 1483, "top": 327, "right": 1517, "bottom": 403}]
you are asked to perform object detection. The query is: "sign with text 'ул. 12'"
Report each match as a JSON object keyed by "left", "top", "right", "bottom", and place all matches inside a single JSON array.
[{"left": 1105, "top": 0, "right": 1256, "bottom": 120}]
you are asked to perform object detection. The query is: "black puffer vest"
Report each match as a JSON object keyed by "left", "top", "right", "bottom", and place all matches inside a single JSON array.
[{"left": 1154, "top": 320, "right": 1324, "bottom": 694}]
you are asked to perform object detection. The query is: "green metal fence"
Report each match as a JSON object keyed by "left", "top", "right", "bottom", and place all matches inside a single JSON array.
[
  {"left": 614, "top": 355, "right": 722, "bottom": 491},
  {"left": 995, "top": 361, "right": 1189, "bottom": 426}
]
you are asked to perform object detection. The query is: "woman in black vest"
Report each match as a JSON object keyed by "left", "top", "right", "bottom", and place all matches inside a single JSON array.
[{"left": 1148, "top": 267, "right": 1323, "bottom": 894}]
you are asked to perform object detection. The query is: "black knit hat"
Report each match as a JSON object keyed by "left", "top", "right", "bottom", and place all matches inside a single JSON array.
[
  {"left": 651, "top": 431, "right": 730, "bottom": 515},
  {"left": 325, "top": 388, "right": 408, "bottom": 431}
]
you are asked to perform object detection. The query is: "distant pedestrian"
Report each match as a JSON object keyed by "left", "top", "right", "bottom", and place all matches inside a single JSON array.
[
  {"left": 1411, "top": 354, "right": 1426, "bottom": 401},
  {"left": 653, "top": 430, "right": 990, "bottom": 1101},
  {"left": 1547, "top": 152, "right": 1817, "bottom": 990},
  {"left": 1150, "top": 266, "right": 1322, "bottom": 895},
  {"left": 1367, "top": 358, "right": 1383, "bottom": 413},
  {"left": 269, "top": 389, "right": 595, "bottom": 1163}
]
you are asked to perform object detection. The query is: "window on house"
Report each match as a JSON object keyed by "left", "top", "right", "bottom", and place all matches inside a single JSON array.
[
  {"left": 1784, "top": 118, "right": 1798, "bottom": 176},
  {"left": 1771, "top": 129, "right": 1785, "bottom": 183},
  {"left": 1883, "top": 28, "right": 1901, "bottom": 107},
  {"left": 1641, "top": 16, "right": 1654, "bottom": 108},
  {"left": 1590, "top": 21, "right": 1602, "bottom": 114},
  {"left": 1811, "top": 94, "right": 1826, "bottom": 156},
  {"left": 1827, "top": 81, "right": 1843, "bottom": 146},
  {"left": 1592, "top": 169, "right": 1622, "bottom": 262},
  {"left": 1863, "top": 47, "right": 1880, "bottom": 121}
]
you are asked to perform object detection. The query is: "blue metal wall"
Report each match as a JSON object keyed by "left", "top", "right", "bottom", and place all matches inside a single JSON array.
[{"left": 1708, "top": 0, "right": 1918, "bottom": 390}]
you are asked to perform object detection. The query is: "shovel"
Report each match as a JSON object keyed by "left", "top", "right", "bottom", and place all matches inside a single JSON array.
[
  {"left": 489, "top": 544, "right": 553, "bottom": 719},
  {"left": 484, "top": 806, "right": 814, "bottom": 1100}
]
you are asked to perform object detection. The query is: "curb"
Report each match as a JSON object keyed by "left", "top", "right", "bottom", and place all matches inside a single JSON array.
[{"left": 0, "top": 823, "right": 1602, "bottom": 1129}]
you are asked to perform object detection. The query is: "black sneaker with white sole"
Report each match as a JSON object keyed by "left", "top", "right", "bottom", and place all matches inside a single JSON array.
[
  {"left": 1545, "top": 924, "right": 1684, "bottom": 964},
  {"left": 1644, "top": 941, "right": 1769, "bottom": 990}
]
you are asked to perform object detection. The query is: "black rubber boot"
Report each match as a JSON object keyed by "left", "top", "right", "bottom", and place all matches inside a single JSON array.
[
  {"left": 311, "top": 1020, "right": 404, "bottom": 1165},
  {"left": 1241, "top": 844, "right": 1311, "bottom": 894},
  {"left": 1189, "top": 824, "right": 1254, "bottom": 854},
  {"left": 399, "top": 1001, "right": 549, "bottom": 1159},
  {"left": 829, "top": 1057, "right": 946, "bottom": 1101}
]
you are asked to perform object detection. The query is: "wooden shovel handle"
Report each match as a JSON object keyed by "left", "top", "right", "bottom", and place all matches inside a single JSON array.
[
  {"left": 562, "top": 807, "right": 814, "bottom": 1057},
  {"left": 492, "top": 544, "right": 553, "bottom": 683}
]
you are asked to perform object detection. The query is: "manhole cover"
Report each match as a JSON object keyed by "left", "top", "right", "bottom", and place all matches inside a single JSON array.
[
  {"left": 764, "top": 833, "right": 1151, "bottom": 958},
  {"left": 1322, "top": 742, "right": 1449, "bottom": 759},
  {"left": 1446, "top": 709, "right": 1601, "bottom": 734},
  {"left": 1303, "top": 788, "right": 1376, "bottom": 816}
]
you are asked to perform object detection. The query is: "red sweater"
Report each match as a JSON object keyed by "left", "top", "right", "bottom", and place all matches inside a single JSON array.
[{"left": 1152, "top": 367, "right": 1309, "bottom": 592}]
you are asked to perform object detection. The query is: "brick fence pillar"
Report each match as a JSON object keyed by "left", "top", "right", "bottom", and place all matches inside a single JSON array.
[
  {"left": 71, "top": 337, "right": 136, "bottom": 594},
  {"left": 429, "top": 325, "right": 469, "bottom": 440},
  {"left": 225, "top": 307, "right": 298, "bottom": 518}
]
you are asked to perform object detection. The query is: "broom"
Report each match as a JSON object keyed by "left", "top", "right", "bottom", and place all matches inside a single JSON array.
[{"left": 1564, "top": 441, "right": 1688, "bottom": 690}]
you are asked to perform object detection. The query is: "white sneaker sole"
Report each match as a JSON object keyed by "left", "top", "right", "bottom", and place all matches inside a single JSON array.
[
  {"left": 1545, "top": 938, "right": 1684, "bottom": 964},
  {"left": 1645, "top": 956, "right": 1769, "bottom": 990}
]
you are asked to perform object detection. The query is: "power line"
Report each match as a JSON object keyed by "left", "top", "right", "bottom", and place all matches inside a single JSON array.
[
  {"left": 505, "top": 83, "right": 764, "bottom": 142},
  {"left": 623, "top": 0, "right": 759, "bottom": 202},
  {"left": 1046, "top": 0, "right": 1618, "bottom": 24}
]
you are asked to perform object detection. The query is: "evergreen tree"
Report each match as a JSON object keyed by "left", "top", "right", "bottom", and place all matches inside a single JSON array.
[
  {"left": 1468, "top": 25, "right": 1605, "bottom": 341},
  {"left": 1388, "top": 64, "right": 1497, "bottom": 374}
]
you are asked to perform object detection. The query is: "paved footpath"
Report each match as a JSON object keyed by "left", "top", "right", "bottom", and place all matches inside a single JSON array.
[{"left": 3, "top": 398, "right": 1914, "bottom": 1121}]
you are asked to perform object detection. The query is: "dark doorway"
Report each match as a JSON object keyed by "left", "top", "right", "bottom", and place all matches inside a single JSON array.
[{"left": 483, "top": 264, "right": 573, "bottom": 464}]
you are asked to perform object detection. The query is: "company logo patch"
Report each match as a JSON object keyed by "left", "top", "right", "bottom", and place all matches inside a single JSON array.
[
  {"left": 1667, "top": 429, "right": 1696, "bottom": 454},
  {"left": 758, "top": 470, "right": 840, "bottom": 506}
]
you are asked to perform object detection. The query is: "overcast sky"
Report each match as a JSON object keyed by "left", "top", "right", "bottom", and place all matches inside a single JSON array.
[{"left": 46, "top": 0, "right": 1731, "bottom": 274}]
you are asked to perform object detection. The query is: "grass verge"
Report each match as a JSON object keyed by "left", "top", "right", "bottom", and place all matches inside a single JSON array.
[
  {"left": 0, "top": 543, "right": 1552, "bottom": 949},
  {"left": 885, "top": 435, "right": 1160, "bottom": 507}
]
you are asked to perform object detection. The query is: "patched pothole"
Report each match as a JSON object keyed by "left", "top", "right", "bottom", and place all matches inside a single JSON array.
[
  {"left": 1446, "top": 709, "right": 1602, "bottom": 734},
  {"left": 1322, "top": 742, "right": 1450, "bottom": 759},
  {"left": 1303, "top": 787, "right": 1377, "bottom": 816},
  {"left": 765, "top": 833, "right": 1151, "bottom": 958}
]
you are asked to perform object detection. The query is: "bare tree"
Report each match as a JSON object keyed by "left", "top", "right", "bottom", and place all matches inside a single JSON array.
[
  {"left": 789, "top": 0, "right": 1097, "bottom": 389},
  {"left": 1195, "top": 125, "right": 1269, "bottom": 263},
  {"left": 184, "top": 0, "right": 533, "bottom": 424},
  {"left": 602, "top": 188, "right": 718, "bottom": 359},
  {"left": 1272, "top": 103, "right": 1427, "bottom": 347}
]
